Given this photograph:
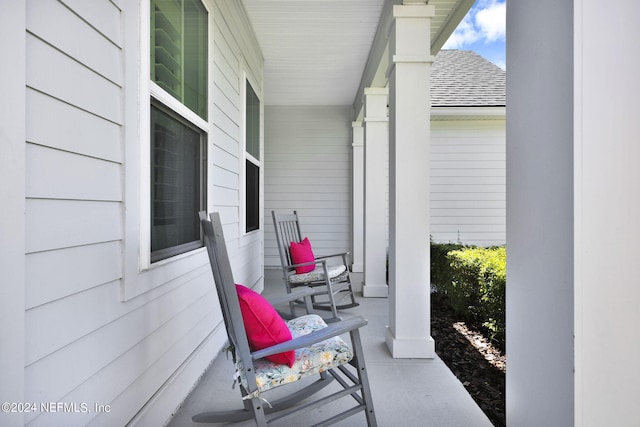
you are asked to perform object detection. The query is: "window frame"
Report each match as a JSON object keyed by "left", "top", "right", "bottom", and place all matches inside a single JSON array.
[
  {"left": 240, "top": 70, "right": 263, "bottom": 236},
  {"left": 121, "top": 0, "right": 215, "bottom": 301}
]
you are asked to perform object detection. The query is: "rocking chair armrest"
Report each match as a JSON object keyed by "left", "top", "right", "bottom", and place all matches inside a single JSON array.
[
  {"left": 287, "top": 258, "right": 328, "bottom": 270},
  {"left": 251, "top": 316, "right": 368, "bottom": 360},
  {"left": 266, "top": 287, "right": 314, "bottom": 307},
  {"left": 314, "top": 251, "right": 350, "bottom": 261}
]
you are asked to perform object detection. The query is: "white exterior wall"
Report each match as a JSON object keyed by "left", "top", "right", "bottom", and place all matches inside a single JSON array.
[
  {"left": 431, "top": 119, "right": 506, "bottom": 246},
  {"left": 264, "top": 106, "right": 353, "bottom": 268},
  {"left": 264, "top": 112, "right": 506, "bottom": 278},
  {"left": 0, "top": 1, "right": 264, "bottom": 426}
]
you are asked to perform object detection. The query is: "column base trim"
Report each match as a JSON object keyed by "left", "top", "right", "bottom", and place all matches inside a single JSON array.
[
  {"left": 362, "top": 282, "right": 389, "bottom": 298},
  {"left": 385, "top": 327, "right": 435, "bottom": 359}
]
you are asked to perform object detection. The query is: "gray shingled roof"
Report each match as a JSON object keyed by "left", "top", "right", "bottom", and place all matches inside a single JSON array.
[{"left": 431, "top": 50, "right": 505, "bottom": 107}]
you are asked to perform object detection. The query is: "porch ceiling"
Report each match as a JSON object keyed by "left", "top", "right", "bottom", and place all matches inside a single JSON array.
[{"left": 241, "top": 0, "right": 474, "bottom": 108}]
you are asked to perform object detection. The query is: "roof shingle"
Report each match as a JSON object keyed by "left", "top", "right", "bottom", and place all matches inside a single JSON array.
[{"left": 431, "top": 50, "right": 505, "bottom": 107}]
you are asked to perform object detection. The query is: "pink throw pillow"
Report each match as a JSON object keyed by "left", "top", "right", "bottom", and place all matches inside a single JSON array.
[
  {"left": 289, "top": 237, "right": 316, "bottom": 274},
  {"left": 235, "top": 284, "right": 295, "bottom": 367}
]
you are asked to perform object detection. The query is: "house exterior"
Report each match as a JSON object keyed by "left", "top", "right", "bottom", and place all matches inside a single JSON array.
[
  {"left": 430, "top": 50, "right": 506, "bottom": 247},
  {"left": 1, "top": 1, "right": 267, "bottom": 426},
  {"left": 2, "top": 1, "right": 640, "bottom": 427},
  {"left": 1, "top": 0, "right": 469, "bottom": 425},
  {"left": 263, "top": 50, "right": 506, "bottom": 273}
]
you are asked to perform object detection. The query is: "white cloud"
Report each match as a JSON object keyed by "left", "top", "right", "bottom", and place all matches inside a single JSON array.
[
  {"left": 475, "top": 1, "right": 506, "bottom": 42},
  {"left": 443, "top": 0, "right": 506, "bottom": 48},
  {"left": 442, "top": 14, "right": 478, "bottom": 49}
]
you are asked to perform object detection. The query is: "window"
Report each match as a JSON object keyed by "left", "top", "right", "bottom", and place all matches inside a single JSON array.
[
  {"left": 151, "top": 0, "right": 207, "bottom": 118},
  {"left": 245, "top": 79, "right": 261, "bottom": 233},
  {"left": 150, "top": 0, "right": 208, "bottom": 262},
  {"left": 150, "top": 104, "right": 206, "bottom": 262}
]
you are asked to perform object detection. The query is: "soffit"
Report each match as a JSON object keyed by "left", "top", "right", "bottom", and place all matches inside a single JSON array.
[{"left": 241, "top": 0, "right": 473, "bottom": 107}]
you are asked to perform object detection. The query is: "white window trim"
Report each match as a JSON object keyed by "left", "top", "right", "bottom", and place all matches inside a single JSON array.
[
  {"left": 240, "top": 68, "right": 264, "bottom": 237},
  {"left": 121, "top": 0, "right": 214, "bottom": 301}
]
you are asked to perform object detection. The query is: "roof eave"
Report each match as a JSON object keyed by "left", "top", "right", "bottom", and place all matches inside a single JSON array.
[{"left": 353, "top": 0, "right": 475, "bottom": 118}]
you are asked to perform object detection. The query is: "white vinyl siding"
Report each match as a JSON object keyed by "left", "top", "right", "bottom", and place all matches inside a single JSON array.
[
  {"left": 24, "top": 0, "right": 128, "bottom": 424},
  {"left": 22, "top": 1, "right": 263, "bottom": 426},
  {"left": 210, "top": 1, "right": 264, "bottom": 289},
  {"left": 430, "top": 119, "right": 506, "bottom": 246},
  {"left": 264, "top": 106, "right": 352, "bottom": 268},
  {"left": 263, "top": 110, "right": 505, "bottom": 269}
]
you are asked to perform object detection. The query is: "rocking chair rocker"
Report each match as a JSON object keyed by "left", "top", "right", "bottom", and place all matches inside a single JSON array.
[
  {"left": 272, "top": 211, "right": 359, "bottom": 321},
  {"left": 193, "top": 212, "right": 377, "bottom": 426}
]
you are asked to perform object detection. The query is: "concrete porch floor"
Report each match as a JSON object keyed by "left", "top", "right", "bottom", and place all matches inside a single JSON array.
[{"left": 167, "top": 270, "right": 493, "bottom": 427}]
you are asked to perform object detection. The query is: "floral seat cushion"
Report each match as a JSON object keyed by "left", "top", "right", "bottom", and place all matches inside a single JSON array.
[
  {"left": 238, "top": 314, "right": 354, "bottom": 393},
  {"left": 287, "top": 264, "right": 347, "bottom": 285}
]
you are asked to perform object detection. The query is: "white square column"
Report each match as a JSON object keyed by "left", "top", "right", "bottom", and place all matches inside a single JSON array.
[
  {"left": 0, "top": 2, "right": 26, "bottom": 425},
  {"left": 351, "top": 121, "right": 364, "bottom": 273},
  {"left": 362, "top": 87, "right": 389, "bottom": 298},
  {"left": 385, "top": 3, "right": 435, "bottom": 358}
]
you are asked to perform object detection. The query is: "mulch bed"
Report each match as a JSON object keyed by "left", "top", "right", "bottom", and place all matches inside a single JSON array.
[{"left": 431, "top": 295, "right": 506, "bottom": 426}]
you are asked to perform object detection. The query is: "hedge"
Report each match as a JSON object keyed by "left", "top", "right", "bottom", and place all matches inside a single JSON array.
[{"left": 431, "top": 242, "right": 506, "bottom": 346}]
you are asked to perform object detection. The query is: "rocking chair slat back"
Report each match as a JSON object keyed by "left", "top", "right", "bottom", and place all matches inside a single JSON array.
[
  {"left": 198, "top": 212, "right": 250, "bottom": 366},
  {"left": 272, "top": 211, "right": 303, "bottom": 269}
]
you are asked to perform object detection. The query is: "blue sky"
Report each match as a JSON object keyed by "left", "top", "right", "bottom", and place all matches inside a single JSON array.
[{"left": 442, "top": 0, "right": 506, "bottom": 69}]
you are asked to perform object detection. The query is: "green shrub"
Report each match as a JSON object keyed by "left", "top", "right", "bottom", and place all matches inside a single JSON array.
[
  {"left": 430, "top": 240, "right": 467, "bottom": 292},
  {"left": 431, "top": 242, "right": 506, "bottom": 346}
]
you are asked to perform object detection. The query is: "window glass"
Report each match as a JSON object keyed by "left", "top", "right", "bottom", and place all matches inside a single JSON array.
[
  {"left": 245, "top": 159, "right": 260, "bottom": 233},
  {"left": 245, "top": 80, "right": 261, "bottom": 233},
  {"left": 150, "top": 105, "right": 206, "bottom": 262},
  {"left": 151, "top": 0, "right": 207, "bottom": 119},
  {"left": 246, "top": 81, "right": 260, "bottom": 160}
]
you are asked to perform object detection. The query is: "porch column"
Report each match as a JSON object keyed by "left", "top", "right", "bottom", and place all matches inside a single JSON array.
[
  {"left": 362, "top": 87, "right": 389, "bottom": 298},
  {"left": 0, "top": 2, "right": 26, "bottom": 425},
  {"left": 385, "top": 2, "right": 435, "bottom": 358},
  {"left": 351, "top": 121, "right": 364, "bottom": 273}
]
